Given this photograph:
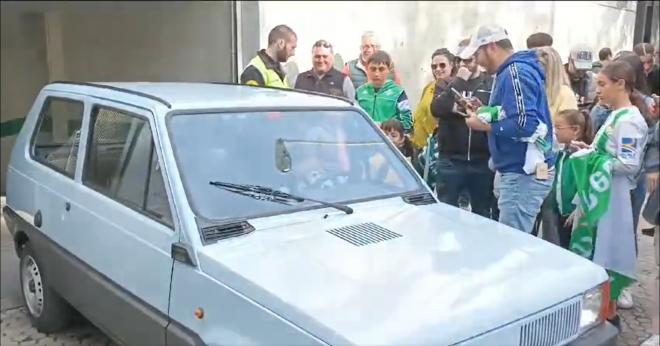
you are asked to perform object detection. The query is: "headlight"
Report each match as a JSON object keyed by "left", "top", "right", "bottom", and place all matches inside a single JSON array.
[{"left": 580, "top": 282, "right": 609, "bottom": 333}]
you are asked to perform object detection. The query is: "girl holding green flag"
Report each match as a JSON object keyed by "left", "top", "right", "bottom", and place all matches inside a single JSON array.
[
  {"left": 563, "top": 60, "right": 649, "bottom": 328},
  {"left": 552, "top": 109, "right": 594, "bottom": 249}
]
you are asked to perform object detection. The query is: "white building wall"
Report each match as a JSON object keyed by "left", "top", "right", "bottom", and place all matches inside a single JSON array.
[{"left": 258, "top": 1, "right": 637, "bottom": 108}]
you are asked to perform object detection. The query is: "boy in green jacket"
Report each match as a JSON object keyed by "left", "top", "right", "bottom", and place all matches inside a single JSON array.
[{"left": 356, "top": 51, "right": 413, "bottom": 134}]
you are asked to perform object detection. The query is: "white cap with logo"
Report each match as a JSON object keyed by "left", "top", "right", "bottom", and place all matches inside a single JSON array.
[
  {"left": 569, "top": 45, "right": 594, "bottom": 70},
  {"left": 458, "top": 24, "right": 510, "bottom": 60}
]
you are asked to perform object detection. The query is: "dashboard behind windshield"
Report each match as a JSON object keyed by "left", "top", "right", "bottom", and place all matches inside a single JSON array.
[{"left": 167, "top": 109, "right": 423, "bottom": 221}]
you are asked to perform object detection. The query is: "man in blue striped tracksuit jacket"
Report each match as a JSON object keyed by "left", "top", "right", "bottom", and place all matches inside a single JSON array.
[{"left": 461, "top": 25, "right": 556, "bottom": 233}]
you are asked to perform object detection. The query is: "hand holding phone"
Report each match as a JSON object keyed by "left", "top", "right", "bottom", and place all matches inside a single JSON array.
[{"left": 465, "top": 97, "right": 482, "bottom": 111}]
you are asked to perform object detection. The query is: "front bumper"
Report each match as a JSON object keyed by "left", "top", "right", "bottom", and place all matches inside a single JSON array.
[{"left": 567, "top": 322, "right": 618, "bottom": 346}]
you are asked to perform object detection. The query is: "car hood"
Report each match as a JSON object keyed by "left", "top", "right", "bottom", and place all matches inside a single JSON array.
[{"left": 198, "top": 198, "right": 608, "bottom": 345}]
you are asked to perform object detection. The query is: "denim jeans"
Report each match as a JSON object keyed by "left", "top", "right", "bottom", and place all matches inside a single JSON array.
[
  {"left": 435, "top": 158, "right": 495, "bottom": 218},
  {"left": 631, "top": 174, "right": 647, "bottom": 255},
  {"left": 496, "top": 171, "right": 555, "bottom": 233}
]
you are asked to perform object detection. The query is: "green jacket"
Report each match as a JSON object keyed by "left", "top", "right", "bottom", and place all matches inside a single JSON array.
[{"left": 356, "top": 80, "right": 413, "bottom": 133}]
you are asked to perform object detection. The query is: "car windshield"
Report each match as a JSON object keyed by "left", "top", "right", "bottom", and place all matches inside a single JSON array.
[{"left": 168, "top": 109, "right": 423, "bottom": 221}]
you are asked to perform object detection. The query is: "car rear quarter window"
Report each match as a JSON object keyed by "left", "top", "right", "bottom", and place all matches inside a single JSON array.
[
  {"left": 83, "top": 106, "right": 173, "bottom": 227},
  {"left": 31, "top": 97, "right": 84, "bottom": 178}
]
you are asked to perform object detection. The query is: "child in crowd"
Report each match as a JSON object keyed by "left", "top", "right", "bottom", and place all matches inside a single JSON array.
[
  {"left": 551, "top": 109, "right": 593, "bottom": 248},
  {"left": 381, "top": 119, "right": 416, "bottom": 165},
  {"left": 356, "top": 51, "right": 413, "bottom": 133}
]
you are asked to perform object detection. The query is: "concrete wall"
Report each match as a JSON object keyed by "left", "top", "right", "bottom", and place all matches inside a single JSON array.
[
  {"left": 1, "top": 10, "right": 50, "bottom": 194},
  {"left": 0, "top": 1, "right": 236, "bottom": 194},
  {"left": 258, "top": 1, "right": 637, "bottom": 109},
  {"left": 47, "top": 2, "right": 234, "bottom": 82}
]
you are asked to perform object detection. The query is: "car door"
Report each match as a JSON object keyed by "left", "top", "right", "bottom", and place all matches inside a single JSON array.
[
  {"left": 58, "top": 100, "right": 177, "bottom": 345},
  {"left": 25, "top": 92, "right": 89, "bottom": 304}
]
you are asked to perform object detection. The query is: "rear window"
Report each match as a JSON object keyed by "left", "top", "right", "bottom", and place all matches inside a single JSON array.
[{"left": 31, "top": 97, "right": 84, "bottom": 178}]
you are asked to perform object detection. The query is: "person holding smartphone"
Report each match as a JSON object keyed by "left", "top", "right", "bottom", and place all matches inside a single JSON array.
[{"left": 429, "top": 38, "right": 494, "bottom": 218}]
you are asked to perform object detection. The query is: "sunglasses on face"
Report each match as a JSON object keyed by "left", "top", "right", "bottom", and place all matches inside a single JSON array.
[
  {"left": 313, "top": 40, "right": 333, "bottom": 49},
  {"left": 431, "top": 63, "right": 448, "bottom": 70},
  {"left": 459, "top": 58, "right": 474, "bottom": 64}
]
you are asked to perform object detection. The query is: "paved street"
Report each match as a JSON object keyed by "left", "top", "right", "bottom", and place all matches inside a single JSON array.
[
  {"left": 618, "top": 226, "right": 659, "bottom": 346},
  {"left": 0, "top": 197, "right": 657, "bottom": 345}
]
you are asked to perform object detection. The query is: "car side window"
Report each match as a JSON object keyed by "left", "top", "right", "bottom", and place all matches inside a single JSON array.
[
  {"left": 83, "top": 106, "right": 173, "bottom": 227},
  {"left": 31, "top": 97, "right": 84, "bottom": 177}
]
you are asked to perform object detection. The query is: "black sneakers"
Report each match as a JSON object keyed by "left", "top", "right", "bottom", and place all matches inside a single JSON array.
[{"left": 607, "top": 315, "right": 622, "bottom": 331}]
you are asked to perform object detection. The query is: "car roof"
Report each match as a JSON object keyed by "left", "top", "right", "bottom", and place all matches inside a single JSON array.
[{"left": 45, "top": 82, "right": 353, "bottom": 111}]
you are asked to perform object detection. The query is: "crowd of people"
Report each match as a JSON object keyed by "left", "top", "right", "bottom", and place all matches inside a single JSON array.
[{"left": 242, "top": 24, "right": 660, "bottom": 344}]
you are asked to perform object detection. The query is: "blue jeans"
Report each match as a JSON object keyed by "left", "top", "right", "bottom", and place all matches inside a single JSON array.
[
  {"left": 435, "top": 158, "right": 494, "bottom": 218},
  {"left": 631, "top": 174, "right": 647, "bottom": 255},
  {"left": 496, "top": 171, "right": 555, "bottom": 233}
]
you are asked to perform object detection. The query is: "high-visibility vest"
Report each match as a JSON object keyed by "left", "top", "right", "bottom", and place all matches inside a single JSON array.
[{"left": 245, "top": 55, "right": 289, "bottom": 88}]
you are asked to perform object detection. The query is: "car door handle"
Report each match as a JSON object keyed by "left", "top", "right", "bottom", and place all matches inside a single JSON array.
[
  {"left": 34, "top": 210, "right": 42, "bottom": 228},
  {"left": 65, "top": 202, "right": 71, "bottom": 212}
]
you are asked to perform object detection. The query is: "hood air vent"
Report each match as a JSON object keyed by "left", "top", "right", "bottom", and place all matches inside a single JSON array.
[
  {"left": 402, "top": 192, "right": 437, "bottom": 205},
  {"left": 327, "top": 222, "right": 402, "bottom": 246},
  {"left": 202, "top": 221, "right": 254, "bottom": 244}
]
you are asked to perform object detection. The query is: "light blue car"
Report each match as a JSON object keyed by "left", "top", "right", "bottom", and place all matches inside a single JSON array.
[{"left": 3, "top": 82, "right": 618, "bottom": 345}]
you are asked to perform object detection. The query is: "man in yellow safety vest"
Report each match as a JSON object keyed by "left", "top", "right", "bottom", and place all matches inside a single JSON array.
[{"left": 240, "top": 25, "right": 297, "bottom": 88}]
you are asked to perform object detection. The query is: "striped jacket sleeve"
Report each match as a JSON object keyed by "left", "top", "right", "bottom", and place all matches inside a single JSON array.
[
  {"left": 396, "top": 91, "right": 413, "bottom": 134},
  {"left": 491, "top": 63, "right": 541, "bottom": 139}
]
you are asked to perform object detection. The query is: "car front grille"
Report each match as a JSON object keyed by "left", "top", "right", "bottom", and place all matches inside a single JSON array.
[{"left": 519, "top": 298, "right": 581, "bottom": 346}]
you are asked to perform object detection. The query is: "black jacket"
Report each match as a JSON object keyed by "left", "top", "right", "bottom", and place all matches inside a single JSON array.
[
  {"left": 648, "top": 64, "right": 660, "bottom": 96},
  {"left": 294, "top": 68, "right": 349, "bottom": 98},
  {"left": 430, "top": 74, "right": 493, "bottom": 161}
]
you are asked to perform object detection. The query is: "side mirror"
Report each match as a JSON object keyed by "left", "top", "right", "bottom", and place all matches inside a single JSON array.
[{"left": 275, "top": 138, "right": 292, "bottom": 173}]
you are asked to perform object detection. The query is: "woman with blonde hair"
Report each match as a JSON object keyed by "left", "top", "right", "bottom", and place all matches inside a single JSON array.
[
  {"left": 531, "top": 46, "right": 579, "bottom": 241},
  {"left": 534, "top": 46, "right": 579, "bottom": 123}
]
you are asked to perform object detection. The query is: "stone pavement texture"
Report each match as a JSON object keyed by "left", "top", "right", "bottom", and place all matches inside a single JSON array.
[
  {"left": 617, "top": 230, "right": 659, "bottom": 346},
  {"left": 0, "top": 197, "right": 658, "bottom": 345},
  {"left": 1, "top": 307, "right": 114, "bottom": 346}
]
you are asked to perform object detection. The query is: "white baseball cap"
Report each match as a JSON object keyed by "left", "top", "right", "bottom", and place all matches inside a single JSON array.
[
  {"left": 569, "top": 45, "right": 594, "bottom": 70},
  {"left": 459, "top": 25, "right": 510, "bottom": 59}
]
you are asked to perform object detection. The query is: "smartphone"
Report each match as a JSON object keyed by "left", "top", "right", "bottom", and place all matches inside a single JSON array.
[
  {"left": 450, "top": 88, "right": 472, "bottom": 117},
  {"left": 450, "top": 87, "right": 466, "bottom": 101}
]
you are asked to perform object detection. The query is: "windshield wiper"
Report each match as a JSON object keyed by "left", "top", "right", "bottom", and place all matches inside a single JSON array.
[{"left": 209, "top": 181, "right": 354, "bottom": 215}]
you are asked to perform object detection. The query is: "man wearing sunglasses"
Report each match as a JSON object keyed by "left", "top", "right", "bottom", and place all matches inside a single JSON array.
[
  {"left": 342, "top": 31, "right": 402, "bottom": 89},
  {"left": 429, "top": 39, "right": 494, "bottom": 218},
  {"left": 294, "top": 40, "right": 356, "bottom": 100}
]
